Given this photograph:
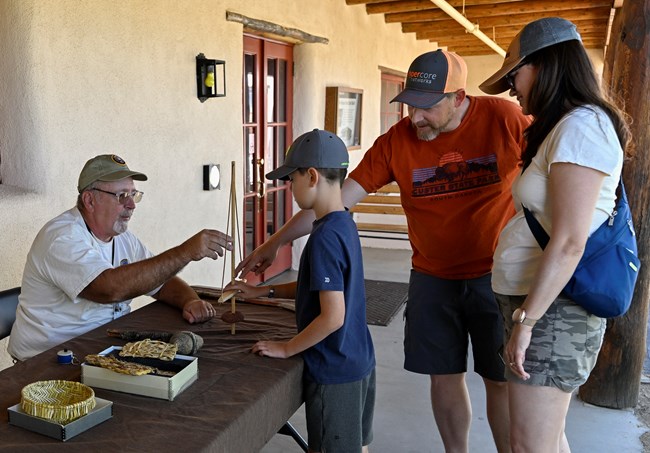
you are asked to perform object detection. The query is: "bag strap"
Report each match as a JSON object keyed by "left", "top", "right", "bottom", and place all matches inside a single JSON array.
[
  {"left": 522, "top": 205, "right": 549, "bottom": 250},
  {"left": 522, "top": 178, "right": 625, "bottom": 251}
]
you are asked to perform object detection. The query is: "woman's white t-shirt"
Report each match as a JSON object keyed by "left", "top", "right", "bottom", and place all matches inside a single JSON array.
[{"left": 492, "top": 106, "right": 623, "bottom": 296}]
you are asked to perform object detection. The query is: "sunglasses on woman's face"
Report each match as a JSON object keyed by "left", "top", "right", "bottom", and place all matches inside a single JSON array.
[{"left": 505, "top": 61, "right": 528, "bottom": 89}]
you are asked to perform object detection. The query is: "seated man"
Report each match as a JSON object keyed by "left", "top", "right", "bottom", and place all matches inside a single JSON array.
[{"left": 8, "top": 154, "right": 232, "bottom": 360}]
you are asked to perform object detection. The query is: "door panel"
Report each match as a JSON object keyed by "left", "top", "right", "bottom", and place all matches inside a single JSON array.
[{"left": 242, "top": 36, "right": 293, "bottom": 284}]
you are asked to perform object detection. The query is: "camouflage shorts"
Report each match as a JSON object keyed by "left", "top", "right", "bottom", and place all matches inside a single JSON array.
[{"left": 496, "top": 293, "right": 606, "bottom": 393}]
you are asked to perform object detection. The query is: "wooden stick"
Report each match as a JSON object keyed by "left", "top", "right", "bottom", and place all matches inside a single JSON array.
[{"left": 230, "top": 161, "right": 237, "bottom": 335}]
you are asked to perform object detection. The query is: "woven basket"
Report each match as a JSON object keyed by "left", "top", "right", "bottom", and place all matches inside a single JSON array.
[{"left": 21, "top": 380, "right": 95, "bottom": 424}]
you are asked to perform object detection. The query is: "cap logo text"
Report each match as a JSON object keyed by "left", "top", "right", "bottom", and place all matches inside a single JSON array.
[{"left": 408, "top": 71, "right": 437, "bottom": 84}]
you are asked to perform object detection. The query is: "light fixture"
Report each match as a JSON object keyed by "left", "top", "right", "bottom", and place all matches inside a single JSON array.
[
  {"left": 203, "top": 164, "right": 221, "bottom": 190},
  {"left": 196, "top": 53, "right": 226, "bottom": 102}
]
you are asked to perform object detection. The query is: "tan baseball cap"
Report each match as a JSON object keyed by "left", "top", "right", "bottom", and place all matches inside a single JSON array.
[
  {"left": 77, "top": 154, "right": 148, "bottom": 192},
  {"left": 391, "top": 49, "right": 467, "bottom": 109}
]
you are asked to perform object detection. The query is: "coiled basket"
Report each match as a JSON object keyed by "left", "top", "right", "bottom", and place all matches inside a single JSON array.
[{"left": 21, "top": 380, "right": 95, "bottom": 424}]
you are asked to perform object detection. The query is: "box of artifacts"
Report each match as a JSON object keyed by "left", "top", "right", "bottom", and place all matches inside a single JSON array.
[{"left": 81, "top": 345, "right": 198, "bottom": 401}]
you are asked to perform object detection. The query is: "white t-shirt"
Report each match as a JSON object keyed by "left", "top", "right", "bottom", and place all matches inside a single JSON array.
[
  {"left": 492, "top": 106, "right": 623, "bottom": 296},
  {"left": 8, "top": 207, "right": 157, "bottom": 360}
]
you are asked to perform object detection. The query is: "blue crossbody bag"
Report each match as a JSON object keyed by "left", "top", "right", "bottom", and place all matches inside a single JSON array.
[{"left": 523, "top": 180, "right": 641, "bottom": 318}]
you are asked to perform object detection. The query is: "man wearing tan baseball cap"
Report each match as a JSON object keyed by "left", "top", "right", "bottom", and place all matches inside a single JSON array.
[
  {"left": 76, "top": 153, "right": 148, "bottom": 192},
  {"left": 9, "top": 154, "right": 232, "bottom": 360}
]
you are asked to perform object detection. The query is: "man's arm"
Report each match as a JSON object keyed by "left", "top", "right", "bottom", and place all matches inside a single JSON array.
[
  {"left": 223, "top": 279, "right": 297, "bottom": 300},
  {"left": 79, "top": 229, "right": 231, "bottom": 303},
  {"left": 154, "top": 276, "right": 214, "bottom": 324},
  {"left": 235, "top": 178, "right": 368, "bottom": 277}
]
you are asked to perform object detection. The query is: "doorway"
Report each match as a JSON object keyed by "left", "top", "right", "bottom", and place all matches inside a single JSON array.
[{"left": 242, "top": 36, "right": 294, "bottom": 284}]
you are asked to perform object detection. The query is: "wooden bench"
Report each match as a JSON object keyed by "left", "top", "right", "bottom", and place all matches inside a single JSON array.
[{"left": 351, "top": 183, "right": 409, "bottom": 241}]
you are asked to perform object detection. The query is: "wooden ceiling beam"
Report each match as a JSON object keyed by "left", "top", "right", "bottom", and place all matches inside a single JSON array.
[
  {"left": 412, "top": 19, "right": 608, "bottom": 38},
  {"left": 450, "top": 37, "right": 606, "bottom": 50},
  {"left": 436, "top": 38, "right": 514, "bottom": 48},
  {"left": 347, "top": 0, "right": 540, "bottom": 7},
  {"left": 445, "top": 37, "right": 605, "bottom": 47},
  {"left": 382, "top": 0, "right": 612, "bottom": 21},
  {"left": 346, "top": 0, "right": 398, "bottom": 5},
  {"left": 418, "top": 28, "right": 606, "bottom": 42},
  {"left": 362, "top": 0, "right": 545, "bottom": 15},
  {"left": 449, "top": 47, "right": 604, "bottom": 56},
  {"left": 452, "top": 49, "right": 502, "bottom": 56},
  {"left": 402, "top": 10, "right": 610, "bottom": 32},
  {"left": 366, "top": 0, "right": 437, "bottom": 14},
  {"left": 446, "top": 38, "right": 606, "bottom": 54},
  {"left": 388, "top": 5, "right": 612, "bottom": 24}
]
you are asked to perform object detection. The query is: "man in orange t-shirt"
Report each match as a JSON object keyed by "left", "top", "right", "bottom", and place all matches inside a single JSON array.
[{"left": 237, "top": 50, "right": 529, "bottom": 453}]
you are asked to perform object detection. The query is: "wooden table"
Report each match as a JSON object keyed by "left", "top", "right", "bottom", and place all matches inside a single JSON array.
[{"left": 0, "top": 291, "right": 304, "bottom": 452}]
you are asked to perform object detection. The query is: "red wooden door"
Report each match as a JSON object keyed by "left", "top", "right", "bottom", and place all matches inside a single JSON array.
[{"left": 242, "top": 36, "right": 294, "bottom": 283}]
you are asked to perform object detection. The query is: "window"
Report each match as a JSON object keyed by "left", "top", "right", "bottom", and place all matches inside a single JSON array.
[{"left": 380, "top": 72, "right": 405, "bottom": 135}]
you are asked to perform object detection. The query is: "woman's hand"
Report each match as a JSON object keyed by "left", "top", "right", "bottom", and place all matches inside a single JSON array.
[{"left": 506, "top": 324, "right": 533, "bottom": 380}]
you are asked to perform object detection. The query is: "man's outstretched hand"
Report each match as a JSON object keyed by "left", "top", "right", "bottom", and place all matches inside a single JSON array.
[{"left": 235, "top": 240, "right": 280, "bottom": 277}]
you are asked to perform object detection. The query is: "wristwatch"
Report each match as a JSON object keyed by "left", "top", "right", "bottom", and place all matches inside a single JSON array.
[{"left": 512, "top": 307, "right": 538, "bottom": 327}]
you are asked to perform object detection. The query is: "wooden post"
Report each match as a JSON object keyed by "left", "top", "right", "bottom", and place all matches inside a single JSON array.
[{"left": 578, "top": 0, "right": 650, "bottom": 408}]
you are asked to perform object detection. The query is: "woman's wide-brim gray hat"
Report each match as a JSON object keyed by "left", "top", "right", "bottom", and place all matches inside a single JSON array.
[{"left": 479, "top": 17, "right": 582, "bottom": 95}]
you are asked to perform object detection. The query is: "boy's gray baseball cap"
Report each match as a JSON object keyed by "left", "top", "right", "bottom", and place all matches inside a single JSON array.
[
  {"left": 77, "top": 154, "right": 148, "bottom": 192},
  {"left": 479, "top": 17, "right": 582, "bottom": 95},
  {"left": 266, "top": 129, "right": 349, "bottom": 181}
]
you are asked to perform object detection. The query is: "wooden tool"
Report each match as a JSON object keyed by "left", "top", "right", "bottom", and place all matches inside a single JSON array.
[
  {"left": 217, "top": 288, "right": 238, "bottom": 304},
  {"left": 218, "top": 161, "right": 245, "bottom": 334}
]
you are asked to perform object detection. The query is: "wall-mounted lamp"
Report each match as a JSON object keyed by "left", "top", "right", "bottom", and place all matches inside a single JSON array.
[
  {"left": 203, "top": 164, "right": 221, "bottom": 190},
  {"left": 196, "top": 53, "right": 226, "bottom": 102}
]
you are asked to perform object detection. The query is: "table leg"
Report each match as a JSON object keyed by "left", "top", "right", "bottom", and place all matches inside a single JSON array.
[{"left": 278, "top": 422, "right": 308, "bottom": 452}]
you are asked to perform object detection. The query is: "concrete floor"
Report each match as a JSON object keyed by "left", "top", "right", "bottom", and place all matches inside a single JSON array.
[{"left": 262, "top": 247, "right": 647, "bottom": 453}]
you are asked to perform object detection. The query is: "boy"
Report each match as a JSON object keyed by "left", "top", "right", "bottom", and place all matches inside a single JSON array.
[{"left": 226, "top": 129, "right": 375, "bottom": 453}]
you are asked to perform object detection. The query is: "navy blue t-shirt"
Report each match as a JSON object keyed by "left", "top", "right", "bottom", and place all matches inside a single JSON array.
[{"left": 296, "top": 210, "right": 375, "bottom": 384}]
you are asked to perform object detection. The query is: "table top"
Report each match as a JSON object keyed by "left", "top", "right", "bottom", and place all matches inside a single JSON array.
[{"left": 0, "top": 288, "right": 303, "bottom": 452}]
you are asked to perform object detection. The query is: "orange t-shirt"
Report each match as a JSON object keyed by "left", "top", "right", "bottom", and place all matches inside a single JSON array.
[{"left": 349, "top": 96, "right": 529, "bottom": 279}]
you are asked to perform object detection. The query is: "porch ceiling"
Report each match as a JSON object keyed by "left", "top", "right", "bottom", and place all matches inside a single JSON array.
[{"left": 345, "top": 0, "right": 620, "bottom": 56}]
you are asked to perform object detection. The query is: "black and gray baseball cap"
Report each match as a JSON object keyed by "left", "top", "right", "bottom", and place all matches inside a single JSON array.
[
  {"left": 480, "top": 17, "right": 582, "bottom": 95},
  {"left": 77, "top": 154, "right": 147, "bottom": 192},
  {"left": 266, "top": 129, "right": 349, "bottom": 181},
  {"left": 391, "top": 49, "right": 467, "bottom": 109}
]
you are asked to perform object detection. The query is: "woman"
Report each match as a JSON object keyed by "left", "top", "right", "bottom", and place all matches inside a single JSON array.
[{"left": 479, "top": 17, "right": 630, "bottom": 452}]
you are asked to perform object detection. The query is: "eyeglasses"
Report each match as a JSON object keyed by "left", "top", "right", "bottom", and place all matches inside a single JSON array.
[
  {"left": 505, "top": 61, "right": 527, "bottom": 89},
  {"left": 92, "top": 188, "right": 144, "bottom": 204}
]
